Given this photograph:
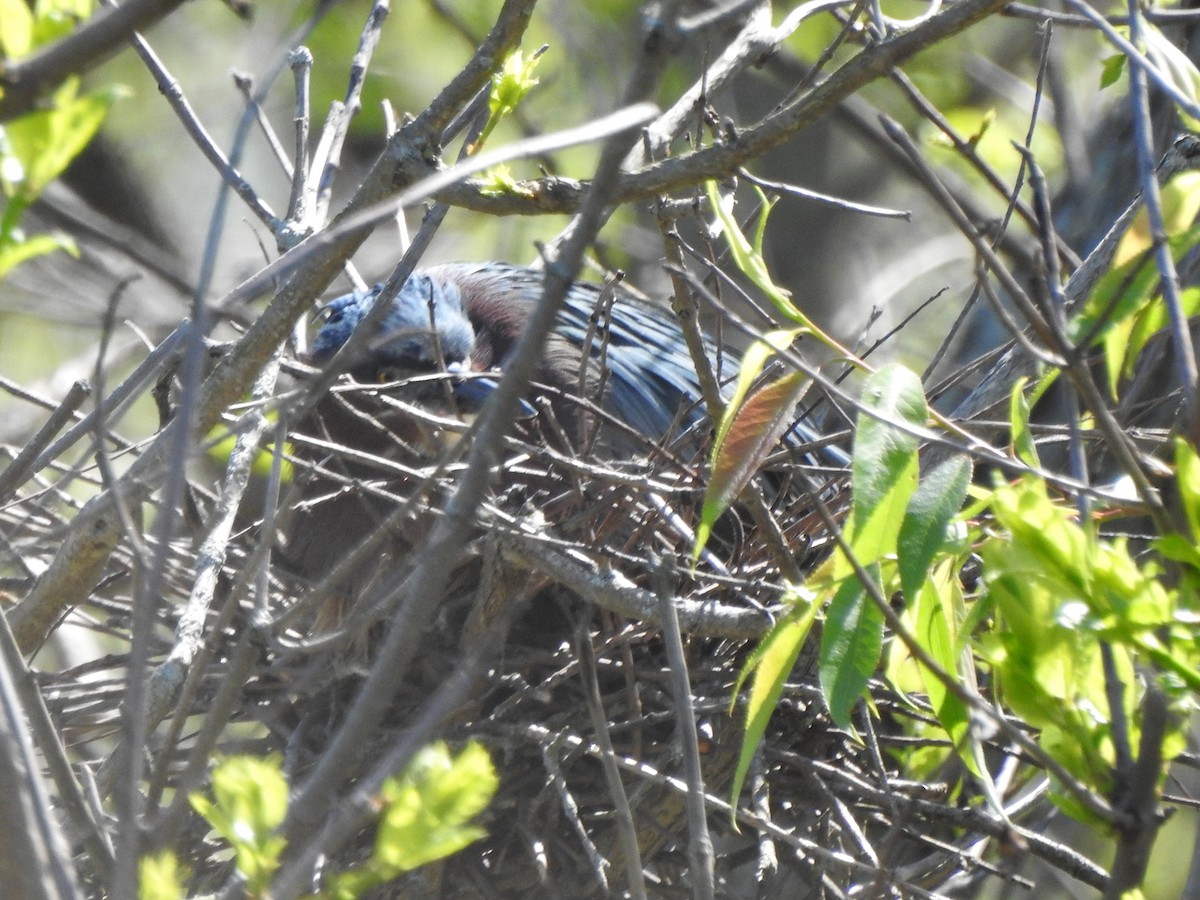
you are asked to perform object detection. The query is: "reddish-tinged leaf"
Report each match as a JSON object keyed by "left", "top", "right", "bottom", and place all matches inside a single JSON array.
[{"left": 695, "top": 371, "right": 808, "bottom": 558}]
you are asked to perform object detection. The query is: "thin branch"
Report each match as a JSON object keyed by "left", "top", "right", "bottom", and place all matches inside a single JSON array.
[{"left": 654, "top": 561, "right": 715, "bottom": 900}]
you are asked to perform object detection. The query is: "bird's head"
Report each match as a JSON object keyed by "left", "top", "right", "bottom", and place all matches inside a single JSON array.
[{"left": 310, "top": 273, "right": 477, "bottom": 382}]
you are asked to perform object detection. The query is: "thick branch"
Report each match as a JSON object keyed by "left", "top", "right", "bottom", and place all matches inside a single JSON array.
[{"left": 0, "top": 0, "right": 190, "bottom": 122}]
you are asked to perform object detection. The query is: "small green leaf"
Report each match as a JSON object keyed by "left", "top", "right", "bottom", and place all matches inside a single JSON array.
[
  {"left": 0, "top": 230, "right": 75, "bottom": 279},
  {"left": 897, "top": 455, "right": 972, "bottom": 604},
  {"left": 730, "top": 591, "right": 820, "bottom": 811},
  {"left": 705, "top": 180, "right": 809, "bottom": 326},
  {"left": 1071, "top": 223, "right": 1200, "bottom": 353},
  {"left": 6, "top": 78, "right": 124, "bottom": 199},
  {"left": 189, "top": 755, "right": 288, "bottom": 893},
  {"left": 820, "top": 565, "right": 884, "bottom": 729},
  {"left": 1118, "top": 286, "right": 1200, "bottom": 384},
  {"left": 476, "top": 164, "right": 535, "bottom": 197},
  {"left": 370, "top": 741, "right": 497, "bottom": 875},
  {"left": 1008, "top": 377, "right": 1038, "bottom": 465},
  {"left": 1099, "top": 53, "right": 1125, "bottom": 89},
  {"left": 31, "top": 0, "right": 90, "bottom": 47},
  {"left": 139, "top": 851, "right": 187, "bottom": 900},
  {"left": 473, "top": 48, "right": 543, "bottom": 150}
]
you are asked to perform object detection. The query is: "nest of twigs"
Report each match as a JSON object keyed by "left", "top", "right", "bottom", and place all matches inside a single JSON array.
[{"left": 13, "top": 356, "right": 1075, "bottom": 899}]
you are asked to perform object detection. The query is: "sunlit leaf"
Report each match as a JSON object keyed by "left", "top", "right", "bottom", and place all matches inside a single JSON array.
[
  {"left": 139, "top": 851, "right": 187, "bottom": 900},
  {"left": 5, "top": 78, "right": 124, "bottom": 199},
  {"left": 0, "top": 230, "right": 75, "bottom": 279},
  {"left": 1174, "top": 437, "right": 1200, "bottom": 540},
  {"left": 705, "top": 180, "right": 809, "bottom": 326},
  {"left": 0, "top": 0, "right": 34, "bottom": 58},
  {"left": 850, "top": 364, "right": 925, "bottom": 564},
  {"left": 1117, "top": 286, "right": 1200, "bottom": 385},
  {"left": 912, "top": 568, "right": 978, "bottom": 776},
  {"left": 897, "top": 455, "right": 971, "bottom": 604},
  {"left": 730, "top": 592, "right": 820, "bottom": 812},
  {"left": 820, "top": 565, "right": 883, "bottom": 729},
  {"left": 189, "top": 755, "right": 288, "bottom": 892},
  {"left": 371, "top": 741, "right": 497, "bottom": 874}
]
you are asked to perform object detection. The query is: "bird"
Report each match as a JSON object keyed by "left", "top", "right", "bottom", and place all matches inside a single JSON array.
[
  {"left": 286, "top": 262, "right": 842, "bottom": 623},
  {"left": 305, "top": 262, "right": 727, "bottom": 455}
]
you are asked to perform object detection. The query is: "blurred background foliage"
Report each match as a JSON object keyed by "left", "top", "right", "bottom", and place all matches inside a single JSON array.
[{"left": 1, "top": 0, "right": 1116, "bottom": 346}]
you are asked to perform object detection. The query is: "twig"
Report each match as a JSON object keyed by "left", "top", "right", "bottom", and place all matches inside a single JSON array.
[
  {"left": 740, "top": 169, "right": 910, "bottom": 220},
  {"left": 109, "top": 352, "right": 282, "bottom": 781},
  {"left": 0, "top": 607, "right": 111, "bottom": 890},
  {"left": 286, "top": 47, "right": 314, "bottom": 228},
  {"left": 512, "top": 722, "right": 954, "bottom": 897},
  {"left": 1124, "top": 0, "right": 1200, "bottom": 443},
  {"left": 120, "top": 24, "right": 281, "bottom": 231},
  {"left": 653, "top": 559, "right": 715, "bottom": 900},
  {"left": 234, "top": 72, "right": 293, "bottom": 178},
  {"left": 494, "top": 511, "right": 768, "bottom": 639},
  {"left": 312, "top": 0, "right": 391, "bottom": 223},
  {"left": 577, "top": 626, "right": 648, "bottom": 900},
  {"left": 0, "top": 381, "right": 90, "bottom": 507},
  {"left": 0, "top": 611, "right": 85, "bottom": 899}
]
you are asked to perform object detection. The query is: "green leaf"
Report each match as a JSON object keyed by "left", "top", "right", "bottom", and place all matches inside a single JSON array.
[
  {"left": 820, "top": 565, "right": 884, "bottom": 729},
  {"left": 473, "top": 48, "right": 543, "bottom": 150},
  {"left": 476, "top": 164, "right": 535, "bottom": 197},
  {"left": 31, "top": 0, "right": 90, "bottom": 48},
  {"left": 1118, "top": 286, "right": 1200, "bottom": 384},
  {"left": 1008, "top": 377, "right": 1038, "bottom": 465},
  {"left": 1071, "top": 222, "right": 1200, "bottom": 360},
  {"left": 139, "top": 851, "right": 186, "bottom": 900},
  {"left": 850, "top": 364, "right": 926, "bottom": 564},
  {"left": 6, "top": 78, "right": 123, "bottom": 199},
  {"left": 911, "top": 569, "right": 978, "bottom": 777},
  {"left": 1174, "top": 437, "right": 1200, "bottom": 540},
  {"left": 1099, "top": 53, "right": 1125, "bottom": 89},
  {"left": 730, "top": 590, "right": 820, "bottom": 811},
  {"left": 189, "top": 755, "right": 288, "bottom": 893},
  {"left": 705, "top": 180, "right": 810, "bottom": 326},
  {"left": 0, "top": 0, "right": 34, "bottom": 58},
  {"left": 897, "top": 455, "right": 971, "bottom": 604},
  {"left": 370, "top": 741, "right": 497, "bottom": 875},
  {"left": 0, "top": 230, "right": 75, "bottom": 279}
]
